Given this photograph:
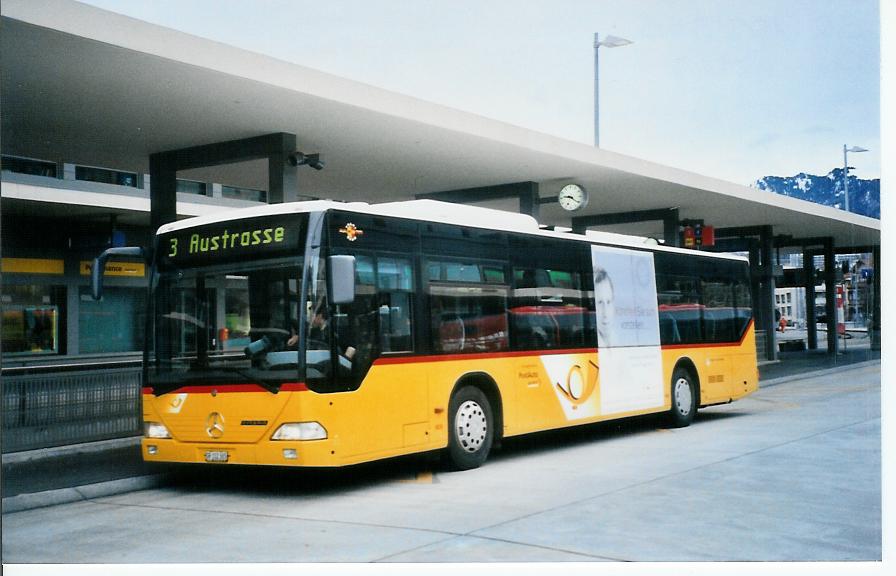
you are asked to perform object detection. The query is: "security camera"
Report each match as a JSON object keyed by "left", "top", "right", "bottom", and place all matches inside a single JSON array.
[
  {"left": 288, "top": 152, "right": 325, "bottom": 171},
  {"left": 287, "top": 152, "right": 305, "bottom": 167},
  {"left": 306, "top": 154, "right": 325, "bottom": 170}
]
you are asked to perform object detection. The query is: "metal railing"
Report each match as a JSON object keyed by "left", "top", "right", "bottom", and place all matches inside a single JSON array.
[{"left": 2, "top": 361, "right": 142, "bottom": 453}]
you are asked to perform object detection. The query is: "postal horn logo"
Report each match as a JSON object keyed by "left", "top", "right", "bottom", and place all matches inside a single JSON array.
[
  {"left": 205, "top": 412, "right": 225, "bottom": 439},
  {"left": 555, "top": 361, "right": 598, "bottom": 405},
  {"left": 339, "top": 222, "right": 364, "bottom": 242}
]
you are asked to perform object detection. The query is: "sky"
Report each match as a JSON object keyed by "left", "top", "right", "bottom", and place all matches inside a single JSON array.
[{"left": 80, "top": 0, "right": 882, "bottom": 187}]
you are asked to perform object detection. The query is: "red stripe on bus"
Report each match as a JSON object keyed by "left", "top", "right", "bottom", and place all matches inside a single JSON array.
[
  {"left": 661, "top": 318, "right": 755, "bottom": 350},
  {"left": 141, "top": 319, "right": 755, "bottom": 392},
  {"left": 376, "top": 320, "right": 755, "bottom": 364},
  {"left": 373, "top": 348, "right": 596, "bottom": 366},
  {"left": 142, "top": 382, "right": 308, "bottom": 394}
]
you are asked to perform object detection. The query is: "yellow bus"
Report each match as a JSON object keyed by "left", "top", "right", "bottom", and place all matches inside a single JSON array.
[{"left": 94, "top": 200, "right": 758, "bottom": 470}]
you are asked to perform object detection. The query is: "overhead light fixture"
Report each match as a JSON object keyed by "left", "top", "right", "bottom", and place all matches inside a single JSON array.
[
  {"left": 289, "top": 152, "right": 325, "bottom": 170},
  {"left": 842, "top": 144, "right": 868, "bottom": 212},
  {"left": 596, "top": 34, "right": 633, "bottom": 48},
  {"left": 593, "top": 32, "right": 634, "bottom": 147}
]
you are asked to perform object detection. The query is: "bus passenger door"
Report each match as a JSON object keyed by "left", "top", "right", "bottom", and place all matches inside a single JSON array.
[
  {"left": 510, "top": 265, "right": 596, "bottom": 430},
  {"left": 702, "top": 353, "right": 731, "bottom": 403},
  {"left": 332, "top": 254, "right": 427, "bottom": 458},
  {"left": 700, "top": 278, "right": 737, "bottom": 402}
]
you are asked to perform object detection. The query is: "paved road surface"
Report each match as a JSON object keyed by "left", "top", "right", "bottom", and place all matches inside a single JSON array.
[{"left": 2, "top": 363, "right": 881, "bottom": 564}]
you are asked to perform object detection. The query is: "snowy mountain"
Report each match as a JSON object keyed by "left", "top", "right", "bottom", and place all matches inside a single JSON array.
[{"left": 753, "top": 169, "right": 880, "bottom": 219}]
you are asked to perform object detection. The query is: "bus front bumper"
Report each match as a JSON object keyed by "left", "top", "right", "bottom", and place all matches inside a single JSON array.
[{"left": 141, "top": 437, "right": 338, "bottom": 467}]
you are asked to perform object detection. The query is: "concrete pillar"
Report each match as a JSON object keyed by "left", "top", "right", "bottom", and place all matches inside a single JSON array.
[
  {"left": 759, "top": 227, "right": 777, "bottom": 361},
  {"left": 267, "top": 132, "right": 298, "bottom": 204},
  {"left": 871, "top": 245, "right": 881, "bottom": 350},
  {"left": 518, "top": 182, "right": 541, "bottom": 221},
  {"left": 66, "top": 271, "right": 80, "bottom": 355},
  {"left": 149, "top": 153, "right": 178, "bottom": 239},
  {"left": 823, "top": 239, "right": 838, "bottom": 355},
  {"left": 803, "top": 248, "right": 818, "bottom": 350},
  {"left": 664, "top": 210, "right": 680, "bottom": 247}
]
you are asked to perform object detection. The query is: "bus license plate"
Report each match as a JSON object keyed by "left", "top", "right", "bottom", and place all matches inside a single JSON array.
[{"left": 205, "top": 450, "right": 229, "bottom": 463}]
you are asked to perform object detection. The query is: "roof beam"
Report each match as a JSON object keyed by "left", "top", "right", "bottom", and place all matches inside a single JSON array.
[
  {"left": 571, "top": 208, "right": 680, "bottom": 246},
  {"left": 417, "top": 182, "right": 541, "bottom": 219},
  {"left": 150, "top": 132, "right": 298, "bottom": 238}
]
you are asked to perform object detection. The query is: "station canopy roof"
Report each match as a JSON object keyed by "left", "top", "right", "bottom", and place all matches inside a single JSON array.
[{"left": 1, "top": 0, "right": 880, "bottom": 250}]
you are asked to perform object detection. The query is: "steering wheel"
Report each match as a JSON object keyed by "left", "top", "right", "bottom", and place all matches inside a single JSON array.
[{"left": 306, "top": 338, "right": 329, "bottom": 350}]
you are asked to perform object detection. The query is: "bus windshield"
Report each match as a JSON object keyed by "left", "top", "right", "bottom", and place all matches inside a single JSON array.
[{"left": 149, "top": 260, "right": 303, "bottom": 395}]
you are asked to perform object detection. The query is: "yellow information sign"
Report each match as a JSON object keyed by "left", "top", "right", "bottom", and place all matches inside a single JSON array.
[
  {"left": 80, "top": 261, "right": 146, "bottom": 277},
  {"left": 1, "top": 258, "right": 65, "bottom": 275}
]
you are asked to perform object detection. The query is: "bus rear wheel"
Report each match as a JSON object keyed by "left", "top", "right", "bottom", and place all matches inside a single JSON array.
[
  {"left": 668, "top": 367, "right": 697, "bottom": 428},
  {"left": 446, "top": 386, "right": 494, "bottom": 470}
]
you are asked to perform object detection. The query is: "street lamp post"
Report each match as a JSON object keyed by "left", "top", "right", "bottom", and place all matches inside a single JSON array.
[
  {"left": 842, "top": 144, "right": 868, "bottom": 213},
  {"left": 594, "top": 33, "right": 632, "bottom": 147}
]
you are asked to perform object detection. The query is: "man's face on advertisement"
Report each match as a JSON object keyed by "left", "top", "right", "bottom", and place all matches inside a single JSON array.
[{"left": 595, "top": 276, "right": 614, "bottom": 342}]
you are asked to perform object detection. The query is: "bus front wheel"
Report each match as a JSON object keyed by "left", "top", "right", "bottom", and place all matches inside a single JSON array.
[
  {"left": 668, "top": 367, "right": 697, "bottom": 428},
  {"left": 446, "top": 386, "right": 494, "bottom": 470}
]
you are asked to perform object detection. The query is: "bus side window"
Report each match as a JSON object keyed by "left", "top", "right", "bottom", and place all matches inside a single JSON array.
[
  {"left": 334, "top": 255, "right": 377, "bottom": 388},
  {"left": 701, "top": 278, "right": 736, "bottom": 343},
  {"left": 428, "top": 260, "right": 509, "bottom": 354},
  {"left": 334, "top": 253, "right": 415, "bottom": 388},
  {"left": 510, "top": 267, "right": 586, "bottom": 350},
  {"left": 733, "top": 272, "right": 753, "bottom": 338},
  {"left": 658, "top": 311, "right": 681, "bottom": 344},
  {"left": 376, "top": 257, "right": 414, "bottom": 353},
  {"left": 656, "top": 272, "right": 702, "bottom": 345}
]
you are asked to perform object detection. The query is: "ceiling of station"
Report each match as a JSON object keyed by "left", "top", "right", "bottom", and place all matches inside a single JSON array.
[{"left": 0, "top": 1, "right": 880, "bottom": 252}]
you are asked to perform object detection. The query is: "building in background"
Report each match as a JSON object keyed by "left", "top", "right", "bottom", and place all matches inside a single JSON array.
[
  {"left": 2, "top": 154, "right": 268, "bottom": 365},
  {"left": 0, "top": 0, "right": 881, "bottom": 371}
]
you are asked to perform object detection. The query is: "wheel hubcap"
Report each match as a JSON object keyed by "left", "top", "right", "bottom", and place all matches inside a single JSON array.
[
  {"left": 455, "top": 400, "right": 488, "bottom": 453},
  {"left": 674, "top": 377, "right": 692, "bottom": 415}
]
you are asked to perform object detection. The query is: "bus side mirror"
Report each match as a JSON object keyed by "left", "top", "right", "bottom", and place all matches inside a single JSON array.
[
  {"left": 92, "top": 246, "right": 146, "bottom": 300},
  {"left": 329, "top": 255, "right": 356, "bottom": 305}
]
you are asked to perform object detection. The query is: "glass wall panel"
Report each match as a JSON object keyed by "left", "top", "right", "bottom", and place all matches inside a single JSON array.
[
  {"left": 75, "top": 165, "right": 138, "bottom": 187},
  {"left": 78, "top": 286, "right": 146, "bottom": 354},
  {"left": 222, "top": 185, "right": 266, "bottom": 202},
  {"left": 1, "top": 284, "right": 65, "bottom": 355},
  {"left": 176, "top": 179, "right": 208, "bottom": 195},
  {"left": 1, "top": 155, "right": 57, "bottom": 177}
]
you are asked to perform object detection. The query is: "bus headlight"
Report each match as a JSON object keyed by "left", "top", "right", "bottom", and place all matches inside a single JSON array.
[
  {"left": 144, "top": 422, "right": 171, "bottom": 439},
  {"left": 271, "top": 422, "right": 327, "bottom": 441}
]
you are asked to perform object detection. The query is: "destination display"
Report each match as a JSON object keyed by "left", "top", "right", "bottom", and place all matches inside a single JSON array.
[{"left": 158, "top": 214, "right": 306, "bottom": 268}]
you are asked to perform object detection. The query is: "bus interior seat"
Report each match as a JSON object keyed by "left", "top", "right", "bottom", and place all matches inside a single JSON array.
[{"left": 659, "top": 315, "right": 681, "bottom": 344}]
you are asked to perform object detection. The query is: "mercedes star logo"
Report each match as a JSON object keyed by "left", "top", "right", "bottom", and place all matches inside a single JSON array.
[{"left": 205, "top": 412, "right": 225, "bottom": 439}]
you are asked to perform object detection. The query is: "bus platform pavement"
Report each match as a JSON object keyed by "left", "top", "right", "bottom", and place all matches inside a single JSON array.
[
  {"left": 1, "top": 436, "right": 174, "bottom": 513},
  {"left": 758, "top": 328, "right": 880, "bottom": 383},
  {"left": 2, "top": 346, "right": 882, "bottom": 514}
]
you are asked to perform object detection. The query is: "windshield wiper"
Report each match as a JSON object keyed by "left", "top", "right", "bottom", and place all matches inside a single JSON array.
[
  {"left": 149, "top": 366, "right": 282, "bottom": 396},
  {"left": 150, "top": 378, "right": 190, "bottom": 397},
  {"left": 219, "top": 366, "right": 282, "bottom": 394}
]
